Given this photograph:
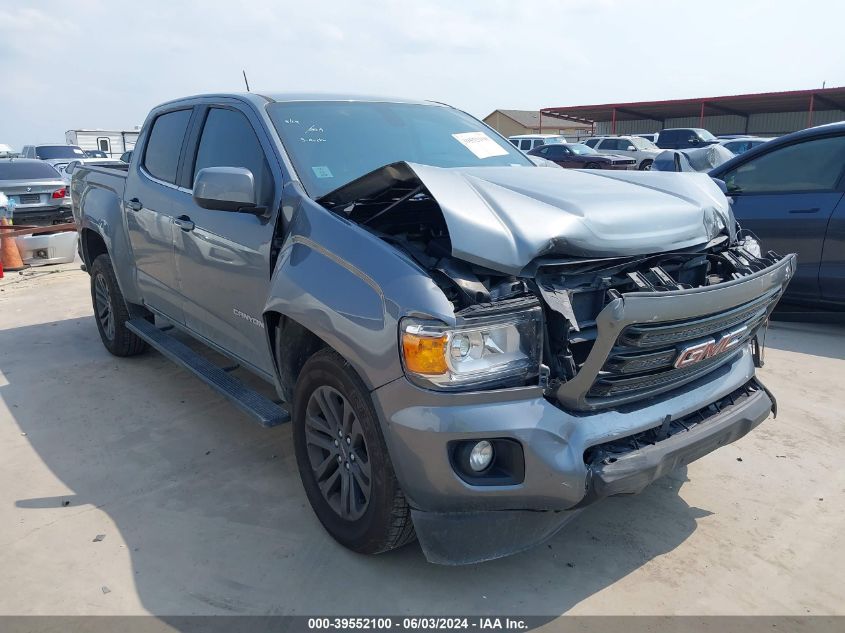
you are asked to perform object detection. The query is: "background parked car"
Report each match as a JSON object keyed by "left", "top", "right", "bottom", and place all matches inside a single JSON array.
[
  {"left": 656, "top": 128, "right": 720, "bottom": 149},
  {"left": 0, "top": 143, "right": 18, "bottom": 158},
  {"left": 508, "top": 134, "right": 567, "bottom": 152},
  {"left": 528, "top": 142, "right": 636, "bottom": 169},
  {"left": 20, "top": 144, "right": 86, "bottom": 163},
  {"left": 710, "top": 121, "right": 845, "bottom": 308},
  {"left": 719, "top": 137, "right": 772, "bottom": 155},
  {"left": 582, "top": 135, "right": 660, "bottom": 170},
  {"left": 0, "top": 158, "right": 71, "bottom": 224}
]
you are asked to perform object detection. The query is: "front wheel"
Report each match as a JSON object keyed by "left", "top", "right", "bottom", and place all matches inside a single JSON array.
[
  {"left": 293, "top": 349, "right": 415, "bottom": 554},
  {"left": 639, "top": 159, "right": 653, "bottom": 171},
  {"left": 585, "top": 162, "right": 602, "bottom": 169},
  {"left": 89, "top": 254, "right": 148, "bottom": 357}
]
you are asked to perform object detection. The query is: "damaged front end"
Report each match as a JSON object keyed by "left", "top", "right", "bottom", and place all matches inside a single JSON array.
[{"left": 319, "top": 161, "right": 796, "bottom": 410}]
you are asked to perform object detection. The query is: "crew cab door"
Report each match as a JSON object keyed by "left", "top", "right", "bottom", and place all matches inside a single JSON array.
[
  {"left": 125, "top": 107, "right": 194, "bottom": 322},
  {"left": 171, "top": 103, "right": 280, "bottom": 376},
  {"left": 718, "top": 133, "right": 845, "bottom": 304}
]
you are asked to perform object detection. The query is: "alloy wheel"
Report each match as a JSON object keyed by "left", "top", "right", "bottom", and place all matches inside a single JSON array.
[
  {"left": 93, "top": 273, "right": 115, "bottom": 341},
  {"left": 304, "top": 385, "right": 372, "bottom": 520}
]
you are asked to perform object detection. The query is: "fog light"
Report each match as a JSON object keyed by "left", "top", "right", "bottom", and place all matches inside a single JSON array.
[{"left": 468, "top": 440, "right": 494, "bottom": 472}]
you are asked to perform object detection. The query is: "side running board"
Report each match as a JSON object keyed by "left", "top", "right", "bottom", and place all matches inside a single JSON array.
[{"left": 126, "top": 318, "right": 290, "bottom": 428}]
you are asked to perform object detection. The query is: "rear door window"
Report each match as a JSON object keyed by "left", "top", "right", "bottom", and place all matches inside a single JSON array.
[
  {"left": 599, "top": 139, "right": 619, "bottom": 150},
  {"left": 192, "top": 107, "right": 273, "bottom": 205},
  {"left": 143, "top": 109, "right": 192, "bottom": 184},
  {"left": 519, "top": 139, "right": 532, "bottom": 151},
  {"left": 583, "top": 139, "right": 600, "bottom": 148}
]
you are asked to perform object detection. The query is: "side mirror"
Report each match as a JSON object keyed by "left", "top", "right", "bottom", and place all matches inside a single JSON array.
[
  {"left": 689, "top": 137, "right": 700, "bottom": 146},
  {"left": 193, "top": 166, "right": 259, "bottom": 213}
]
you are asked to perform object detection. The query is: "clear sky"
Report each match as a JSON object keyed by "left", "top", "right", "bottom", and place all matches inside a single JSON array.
[{"left": 1, "top": 0, "right": 842, "bottom": 150}]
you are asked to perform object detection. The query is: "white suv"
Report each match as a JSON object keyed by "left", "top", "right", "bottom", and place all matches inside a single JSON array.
[
  {"left": 582, "top": 135, "right": 660, "bottom": 170},
  {"left": 508, "top": 134, "right": 567, "bottom": 152}
]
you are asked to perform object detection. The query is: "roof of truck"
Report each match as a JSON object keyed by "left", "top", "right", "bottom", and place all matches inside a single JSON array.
[{"left": 156, "top": 92, "right": 437, "bottom": 109}]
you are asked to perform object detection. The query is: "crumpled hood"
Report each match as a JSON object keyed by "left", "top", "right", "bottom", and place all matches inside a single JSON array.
[{"left": 407, "top": 163, "right": 734, "bottom": 275}]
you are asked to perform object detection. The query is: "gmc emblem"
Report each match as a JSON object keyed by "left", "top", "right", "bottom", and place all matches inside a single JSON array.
[{"left": 674, "top": 325, "right": 748, "bottom": 369}]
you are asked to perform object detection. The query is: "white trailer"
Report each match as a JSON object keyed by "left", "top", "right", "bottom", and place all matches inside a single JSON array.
[{"left": 65, "top": 129, "right": 140, "bottom": 158}]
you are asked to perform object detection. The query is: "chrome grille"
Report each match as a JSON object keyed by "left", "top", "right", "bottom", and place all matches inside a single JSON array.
[{"left": 588, "top": 291, "right": 777, "bottom": 399}]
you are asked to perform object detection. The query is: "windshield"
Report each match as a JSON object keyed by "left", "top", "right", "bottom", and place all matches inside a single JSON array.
[
  {"left": 567, "top": 144, "right": 597, "bottom": 155},
  {"left": 695, "top": 129, "right": 717, "bottom": 141},
  {"left": 631, "top": 137, "right": 657, "bottom": 150},
  {"left": 267, "top": 101, "right": 532, "bottom": 198},
  {"left": 0, "top": 161, "right": 60, "bottom": 180},
  {"left": 35, "top": 145, "right": 85, "bottom": 159}
]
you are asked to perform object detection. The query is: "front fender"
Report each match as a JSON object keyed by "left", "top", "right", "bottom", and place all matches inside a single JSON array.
[{"left": 264, "top": 200, "right": 455, "bottom": 392}]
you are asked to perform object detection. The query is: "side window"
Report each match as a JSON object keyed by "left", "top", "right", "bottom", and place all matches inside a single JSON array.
[
  {"left": 519, "top": 139, "right": 532, "bottom": 151},
  {"left": 659, "top": 131, "right": 676, "bottom": 145},
  {"left": 192, "top": 107, "right": 272, "bottom": 205},
  {"left": 600, "top": 139, "right": 618, "bottom": 150},
  {"left": 583, "top": 139, "right": 599, "bottom": 148},
  {"left": 509, "top": 139, "right": 519, "bottom": 147},
  {"left": 143, "top": 109, "right": 192, "bottom": 184},
  {"left": 536, "top": 146, "right": 550, "bottom": 156},
  {"left": 533, "top": 139, "right": 546, "bottom": 149},
  {"left": 724, "top": 135, "right": 845, "bottom": 194}
]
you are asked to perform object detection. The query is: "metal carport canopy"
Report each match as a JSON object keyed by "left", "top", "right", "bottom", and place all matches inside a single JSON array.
[{"left": 540, "top": 86, "right": 845, "bottom": 133}]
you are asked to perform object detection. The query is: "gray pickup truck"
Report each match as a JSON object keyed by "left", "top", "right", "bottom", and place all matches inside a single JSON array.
[{"left": 72, "top": 93, "right": 795, "bottom": 564}]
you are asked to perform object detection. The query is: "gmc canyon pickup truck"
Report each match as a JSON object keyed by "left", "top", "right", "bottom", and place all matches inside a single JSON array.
[{"left": 72, "top": 93, "right": 794, "bottom": 564}]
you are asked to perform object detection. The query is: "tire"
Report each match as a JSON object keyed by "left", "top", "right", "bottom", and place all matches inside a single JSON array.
[
  {"left": 585, "top": 162, "right": 602, "bottom": 169},
  {"left": 89, "top": 254, "right": 148, "bottom": 357},
  {"left": 293, "top": 348, "right": 415, "bottom": 554},
  {"left": 639, "top": 159, "right": 653, "bottom": 171}
]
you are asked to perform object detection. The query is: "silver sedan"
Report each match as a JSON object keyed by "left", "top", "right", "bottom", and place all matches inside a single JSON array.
[{"left": 0, "top": 158, "right": 71, "bottom": 225}]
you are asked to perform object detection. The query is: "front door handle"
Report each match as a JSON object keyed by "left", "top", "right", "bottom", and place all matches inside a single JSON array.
[
  {"left": 174, "top": 215, "right": 195, "bottom": 232},
  {"left": 789, "top": 207, "right": 820, "bottom": 214},
  {"left": 126, "top": 198, "right": 142, "bottom": 211}
]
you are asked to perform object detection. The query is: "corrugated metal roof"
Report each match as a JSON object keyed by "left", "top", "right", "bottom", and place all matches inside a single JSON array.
[{"left": 541, "top": 87, "right": 845, "bottom": 124}]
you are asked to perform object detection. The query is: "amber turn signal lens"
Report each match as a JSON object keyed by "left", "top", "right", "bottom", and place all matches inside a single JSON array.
[{"left": 402, "top": 332, "right": 448, "bottom": 375}]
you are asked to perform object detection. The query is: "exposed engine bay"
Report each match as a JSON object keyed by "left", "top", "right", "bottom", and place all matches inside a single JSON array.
[{"left": 320, "top": 161, "right": 787, "bottom": 401}]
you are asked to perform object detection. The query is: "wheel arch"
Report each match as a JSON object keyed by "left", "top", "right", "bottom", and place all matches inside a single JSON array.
[{"left": 265, "top": 312, "right": 331, "bottom": 403}]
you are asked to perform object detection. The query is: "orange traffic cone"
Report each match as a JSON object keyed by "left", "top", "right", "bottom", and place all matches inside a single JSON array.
[{"left": 0, "top": 217, "right": 26, "bottom": 272}]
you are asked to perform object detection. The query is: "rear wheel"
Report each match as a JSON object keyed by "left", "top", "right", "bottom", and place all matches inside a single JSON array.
[
  {"left": 639, "top": 159, "right": 653, "bottom": 171},
  {"left": 293, "top": 349, "right": 415, "bottom": 554},
  {"left": 89, "top": 254, "right": 148, "bottom": 357}
]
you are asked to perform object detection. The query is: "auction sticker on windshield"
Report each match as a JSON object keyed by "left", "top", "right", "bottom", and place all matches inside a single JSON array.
[{"left": 452, "top": 131, "right": 509, "bottom": 159}]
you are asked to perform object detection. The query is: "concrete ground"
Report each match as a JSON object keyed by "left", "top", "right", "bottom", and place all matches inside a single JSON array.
[{"left": 0, "top": 262, "right": 843, "bottom": 617}]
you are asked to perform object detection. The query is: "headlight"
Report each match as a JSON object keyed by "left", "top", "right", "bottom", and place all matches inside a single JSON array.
[{"left": 400, "top": 307, "right": 543, "bottom": 390}]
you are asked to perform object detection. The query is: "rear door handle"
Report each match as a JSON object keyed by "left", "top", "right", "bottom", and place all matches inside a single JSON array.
[
  {"left": 174, "top": 215, "right": 195, "bottom": 232},
  {"left": 126, "top": 198, "right": 142, "bottom": 211},
  {"left": 789, "top": 207, "right": 820, "bottom": 214}
]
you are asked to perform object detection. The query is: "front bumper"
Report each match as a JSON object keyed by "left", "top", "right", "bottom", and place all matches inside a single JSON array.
[{"left": 373, "top": 348, "right": 772, "bottom": 563}]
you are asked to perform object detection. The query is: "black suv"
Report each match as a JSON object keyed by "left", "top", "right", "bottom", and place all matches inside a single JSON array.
[{"left": 656, "top": 128, "right": 720, "bottom": 149}]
